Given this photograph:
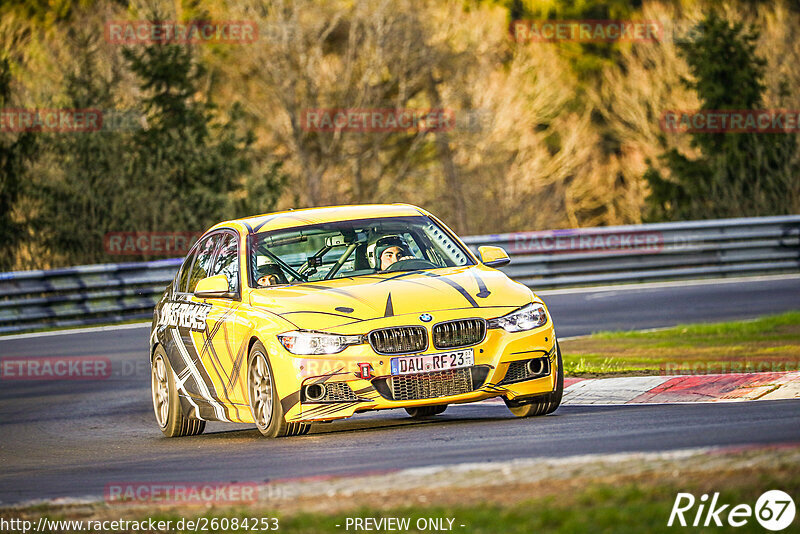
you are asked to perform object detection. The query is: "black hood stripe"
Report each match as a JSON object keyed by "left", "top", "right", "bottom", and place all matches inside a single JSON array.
[
  {"left": 376, "top": 271, "right": 424, "bottom": 283},
  {"left": 421, "top": 272, "right": 479, "bottom": 308},
  {"left": 471, "top": 271, "right": 491, "bottom": 298},
  {"left": 280, "top": 310, "right": 367, "bottom": 322},
  {"left": 384, "top": 293, "right": 394, "bottom": 317}
]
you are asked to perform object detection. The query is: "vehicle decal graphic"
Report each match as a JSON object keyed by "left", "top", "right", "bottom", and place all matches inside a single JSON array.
[
  {"left": 188, "top": 332, "right": 234, "bottom": 422},
  {"left": 307, "top": 368, "right": 347, "bottom": 385},
  {"left": 171, "top": 328, "right": 229, "bottom": 421},
  {"left": 197, "top": 334, "right": 238, "bottom": 421},
  {"left": 299, "top": 401, "right": 366, "bottom": 419},
  {"left": 471, "top": 271, "right": 491, "bottom": 298},
  {"left": 252, "top": 214, "right": 283, "bottom": 233},
  {"left": 280, "top": 390, "right": 301, "bottom": 414},
  {"left": 171, "top": 355, "right": 204, "bottom": 420},
  {"left": 292, "top": 283, "right": 371, "bottom": 305},
  {"left": 252, "top": 212, "right": 315, "bottom": 233},
  {"left": 376, "top": 271, "right": 424, "bottom": 283},
  {"left": 352, "top": 385, "right": 377, "bottom": 396},
  {"left": 510, "top": 348, "right": 549, "bottom": 356},
  {"left": 374, "top": 272, "right": 441, "bottom": 291},
  {"left": 194, "top": 309, "right": 240, "bottom": 420},
  {"left": 384, "top": 293, "right": 394, "bottom": 317},
  {"left": 227, "top": 338, "right": 248, "bottom": 394},
  {"left": 480, "top": 383, "right": 510, "bottom": 395},
  {"left": 280, "top": 310, "right": 366, "bottom": 322},
  {"left": 158, "top": 301, "right": 211, "bottom": 331},
  {"left": 167, "top": 330, "right": 209, "bottom": 420},
  {"left": 421, "top": 272, "right": 480, "bottom": 307}
]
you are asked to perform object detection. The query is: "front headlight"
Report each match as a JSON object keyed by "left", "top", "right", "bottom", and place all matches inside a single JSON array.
[
  {"left": 487, "top": 303, "right": 548, "bottom": 332},
  {"left": 277, "top": 330, "right": 363, "bottom": 355}
]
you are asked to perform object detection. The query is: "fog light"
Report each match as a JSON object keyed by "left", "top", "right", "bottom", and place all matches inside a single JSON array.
[
  {"left": 305, "top": 383, "right": 327, "bottom": 402},
  {"left": 526, "top": 359, "right": 544, "bottom": 375}
]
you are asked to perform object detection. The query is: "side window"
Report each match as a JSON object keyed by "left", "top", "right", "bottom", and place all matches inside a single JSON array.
[
  {"left": 176, "top": 249, "right": 198, "bottom": 293},
  {"left": 211, "top": 233, "right": 239, "bottom": 293},
  {"left": 186, "top": 235, "right": 220, "bottom": 293}
]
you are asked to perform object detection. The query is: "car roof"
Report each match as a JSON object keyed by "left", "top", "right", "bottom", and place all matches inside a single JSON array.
[{"left": 210, "top": 204, "right": 428, "bottom": 235}]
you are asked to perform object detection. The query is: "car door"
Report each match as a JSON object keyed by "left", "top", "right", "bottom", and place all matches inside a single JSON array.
[
  {"left": 189, "top": 231, "right": 250, "bottom": 418},
  {"left": 162, "top": 233, "right": 232, "bottom": 422}
]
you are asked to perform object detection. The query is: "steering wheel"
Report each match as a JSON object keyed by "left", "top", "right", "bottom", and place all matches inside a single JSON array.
[{"left": 385, "top": 258, "right": 439, "bottom": 272}]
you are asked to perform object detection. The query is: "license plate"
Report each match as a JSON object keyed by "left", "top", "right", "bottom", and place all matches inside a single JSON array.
[{"left": 390, "top": 349, "right": 474, "bottom": 376}]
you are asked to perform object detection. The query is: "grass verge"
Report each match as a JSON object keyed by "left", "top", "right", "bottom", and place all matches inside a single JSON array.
[
  {"left": 560, "top": 311, "right": 800, "bottom": 377},
  {"left": 5, "top": 446, "right": 799, "bottom": 533}
]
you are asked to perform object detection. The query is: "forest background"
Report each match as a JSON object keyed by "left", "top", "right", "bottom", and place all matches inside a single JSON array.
[{"left": 1, "top": 0, "right": 798, "bottom": 269}]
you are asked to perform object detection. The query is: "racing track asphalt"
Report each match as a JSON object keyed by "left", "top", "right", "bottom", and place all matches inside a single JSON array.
[{"left": 1, "top": 275, "right": 800, "bottom": 505}]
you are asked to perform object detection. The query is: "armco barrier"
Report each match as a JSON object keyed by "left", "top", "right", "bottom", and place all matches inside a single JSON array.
[{"left": 1, "top": 215, "right": 799, "bottom": 334}]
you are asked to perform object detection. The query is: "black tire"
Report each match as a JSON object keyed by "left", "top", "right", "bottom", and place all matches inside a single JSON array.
[
  {"left": 504, "top": 342, "right": 564, "bottom": 417},
  {"left": 151, "top": 346, "right": 206, "bottom": 437},
  {"left": 248, "top": 341, "right": 311, "bottom": 438},
  {"left": 405, "top": 405, "right": 448, "bottom": 418}
]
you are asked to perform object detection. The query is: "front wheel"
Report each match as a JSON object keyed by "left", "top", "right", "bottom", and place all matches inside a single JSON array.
[
  {"left": 504, "top": 342, "right": 564, "bottom": 418},
  {"left": 247, "top": 341, "right": 310, "bottom": 437},
  {"left": 151, "top": 346, "right": 205, "bottom": 437}
]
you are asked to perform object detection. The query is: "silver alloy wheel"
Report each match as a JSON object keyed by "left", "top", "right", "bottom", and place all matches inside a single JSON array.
[
  {"left": 249, "top": 351, "right": 273, "bottom": 429},
  {"left": 151, "top": 354, "right": 169, "bottom": 428}
]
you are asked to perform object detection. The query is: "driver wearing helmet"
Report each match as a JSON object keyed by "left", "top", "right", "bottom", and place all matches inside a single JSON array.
[{"left": 367, "top": 235, "right": 414, "bottom": 271}]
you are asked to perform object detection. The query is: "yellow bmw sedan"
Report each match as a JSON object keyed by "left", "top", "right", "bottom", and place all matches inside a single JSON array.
[{"left": 149, "top": 204, "right": 562, "bottom": 438}]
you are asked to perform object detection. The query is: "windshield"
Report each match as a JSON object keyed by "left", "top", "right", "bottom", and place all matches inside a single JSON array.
[{"left": 248, "top": 215, "right": 473, "bottom": 287}]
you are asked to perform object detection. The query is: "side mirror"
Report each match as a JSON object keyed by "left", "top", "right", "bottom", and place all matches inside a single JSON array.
[
  {"left": 477, "top": 246, "right": 510, "bottom": 268},
  {"left": 194, "top": 274, "right": 231, "bottom": 298}
]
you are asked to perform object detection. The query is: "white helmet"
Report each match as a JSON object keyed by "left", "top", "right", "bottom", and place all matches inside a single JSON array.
[{"left": 366, "top": 235, "right": 411, "bottom": 269}]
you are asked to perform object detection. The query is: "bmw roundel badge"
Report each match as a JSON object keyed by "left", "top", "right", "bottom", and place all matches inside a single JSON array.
[{"left": 419, "top": 313, "right": 433, "bottom": 323}]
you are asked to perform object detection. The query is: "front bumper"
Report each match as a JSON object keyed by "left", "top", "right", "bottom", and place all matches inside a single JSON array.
[{"left": 273, "top": 312, "right": 558, "bottom": 423}]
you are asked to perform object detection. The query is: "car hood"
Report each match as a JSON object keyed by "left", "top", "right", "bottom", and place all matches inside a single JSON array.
[{"left": 248, "top": 265, "right": 535, "bottom": 331}]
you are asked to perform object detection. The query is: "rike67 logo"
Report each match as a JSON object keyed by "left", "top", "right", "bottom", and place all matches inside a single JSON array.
[{"left": 669, "top": 490, "right": 796, "bottom": 531}]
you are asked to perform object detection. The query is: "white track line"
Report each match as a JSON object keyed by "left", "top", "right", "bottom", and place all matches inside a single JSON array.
[{"left": 0, "top": 321, "right": 151, "bottom": 341}]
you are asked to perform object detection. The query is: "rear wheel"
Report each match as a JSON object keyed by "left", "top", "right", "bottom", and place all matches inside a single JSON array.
[
  {"left": 504, "top": 342, "right": 563, "bottom": 418},
  {"left": 151, "top": 346, "right": 205, "bottom": 437},
  {"left": 405, "top": 405, "right": 447, "bottom": 418},
  {"left": 248, "top": 341, "right": 311, "bottom": 437}
]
